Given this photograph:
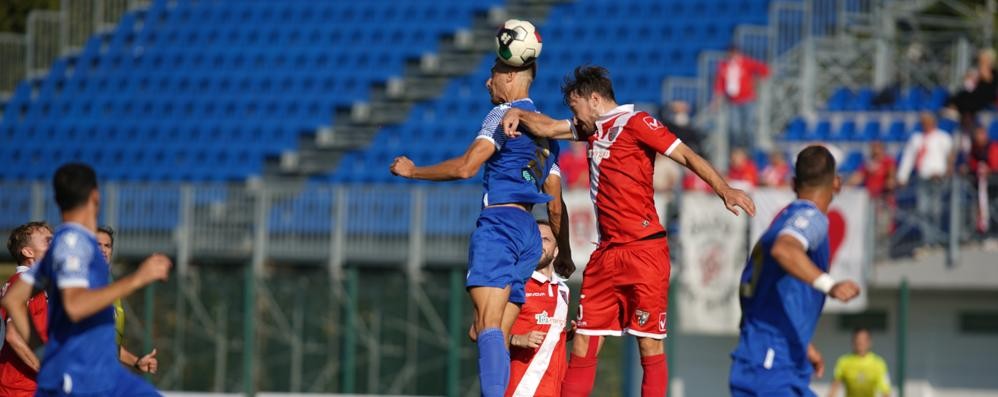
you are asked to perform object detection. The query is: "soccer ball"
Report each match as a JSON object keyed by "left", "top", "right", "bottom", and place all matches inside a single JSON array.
[{"left": 495, "top": 19, "right": 542, "bottom": 67}]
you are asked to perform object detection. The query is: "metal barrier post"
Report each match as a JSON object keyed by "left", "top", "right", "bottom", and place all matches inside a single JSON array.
[
  {"left": 896, "top": 279, "right": 909, "bottom": 397},
  {"left": 446, "top": 267, "right": 462, "bottom": 397},
  {"left": 341, "top": 267, "right": 358, "bottom": 393},
  {"left": 242, "top": 263, "right": 257, "bottom": 396},
  {"left": 143, "top": 281, "right": 155, "bottom": 382}
]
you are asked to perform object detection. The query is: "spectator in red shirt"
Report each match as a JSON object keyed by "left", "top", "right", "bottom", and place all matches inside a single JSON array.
[
  {"left": 966, "top": 125, "right": 998, "bottom": 233},
  {"left": 848, "top": 141, "right": 897, "bottom": 199},
  {"left": 760, "top": 149, "right": 791, "bottom": 187},
  {"left": 713, "top": 46, "right": 770, "bottom": 150},
  {"left": 557, "top": 142, "right": 589, "bottom": 190},
  {"left": 727, "top": 148, "right": 758, "bottom": 189}
]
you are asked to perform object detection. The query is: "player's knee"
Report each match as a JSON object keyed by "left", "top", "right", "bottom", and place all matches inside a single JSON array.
[
  {"left": 636, "top": 337, "right": 665, "bottom": 356},
  {"left": 571, "top": 334, "right": 603, "bottom": 359}
]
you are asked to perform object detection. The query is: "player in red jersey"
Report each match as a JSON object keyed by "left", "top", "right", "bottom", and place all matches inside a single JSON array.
[
  {"left": 506, "top": 219, "right": 572, "bottom": 397},
  {"left": 502, "top": 66, "right": 755, "bottom": 397},
  {"left": 0, "top": 222, "right": 52, "bottom": 396}
]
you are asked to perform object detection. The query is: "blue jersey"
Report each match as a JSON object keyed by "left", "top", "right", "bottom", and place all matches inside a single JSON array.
[
  {"left": 475, "top": 98, "right": 559, "bottom": 206},
  {"left": 23, "top": 223, "right": 120, "bottom": 394},
  {"left": 733, "top": 200, "right": 830, "bottom": 373}
]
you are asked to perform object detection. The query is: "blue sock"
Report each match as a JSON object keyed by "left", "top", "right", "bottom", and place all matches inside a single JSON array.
[{"left": 477, "top": 327, "right": 509, "bottom": 397}]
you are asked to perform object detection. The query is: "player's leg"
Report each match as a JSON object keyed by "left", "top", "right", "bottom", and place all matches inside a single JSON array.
[
  {"left": 620, "top": 239, "right": 671, "bottom": 397},
  {"left": 470, "top": 286, "right": 514, "bottom": 397},
  {"left": 562, "top": 247, "right": 619, "bottom": 397}
]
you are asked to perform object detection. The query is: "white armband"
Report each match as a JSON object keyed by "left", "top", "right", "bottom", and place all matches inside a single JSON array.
[{"left": 811, "top": 273, "right": 836, "bottom": 295}]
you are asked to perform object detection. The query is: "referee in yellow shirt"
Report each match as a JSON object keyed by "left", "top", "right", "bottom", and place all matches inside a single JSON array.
[{"left": 828, "top": 328, "right": 891, "bottom": 397}]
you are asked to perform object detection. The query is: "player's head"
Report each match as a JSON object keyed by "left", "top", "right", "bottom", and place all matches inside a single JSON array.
[
  {"left": 852, "top": 327, "right": 871, "bottom": 355},
  {"left": 792, "top": 145, "right": 840, "bottom": 196},
  {"left": 562, "top": 65, "right": 618, "bottom": 136},
  {"left": 6, "top": 221, "right": 52, "bottom": 266},
  {"left": 97, "top": 225, "right": 115, "bottom": 263},
  {"left": 869, "top": 140, "right": 885, "bottom": 158},
  {"left": 486, "top": 58, "right": 536, "bottom": 105},
  {"left": 536, "top": 220, "right": 557, "bottom": 271},
  {"left": 727, "top": 44, "right": 741, "bottom": 57},
  {"left": 53, "top": 163, "right": 99, "bottom": 215}
]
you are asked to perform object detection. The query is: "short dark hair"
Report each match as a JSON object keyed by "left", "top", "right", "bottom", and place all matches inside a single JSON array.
[
  {"left": 853, "top": 327, "right": 870, "bottom": 336},
  {"left": 562, "top": 65, "right": 616, "bottom": 104},
  {"left": 97, "top": 225, "right": 115, "bottom": 248},
  {"left": 7, "top": 221, "right": 50, "bottom": 264},
  {"left": 53, "top": 163, "right": 98, "bottom": 212},
  {"left": 794, "top": 146, "right": 836, "bottom": 189}
]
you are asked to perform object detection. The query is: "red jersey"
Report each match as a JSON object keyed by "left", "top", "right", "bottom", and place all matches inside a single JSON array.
[
  {"left": 728, "top": 161, "right": 759, "bottom": 187},
  {"left": 858, "top": 156, "right": 896, "bottom": 198},
  {"left": 581, "top": 105, "right": 681, "bottom": 244},
  {"left": 507, "top": 272, "right": 570, "bottom": 397},
  {"left": 0, "top": 268, "right": 48, "bottom": 395},
  {"left": 714, "top": 55, "right": 770, "bottom": 104}
]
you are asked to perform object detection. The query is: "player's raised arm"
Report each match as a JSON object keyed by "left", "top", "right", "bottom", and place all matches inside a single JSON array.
[
  {"left": 667, "top": 143, "right": 756, "bottom": 217},
  {"left": 60, "top": 253, "right": 171, "bottom": 323},
  {"left": 390, "top": 138, "right": 495, "bottom": 181},
  {"left": 501, "top": 108, "right": 576, "bottom": 140},
  {"left": 543, "top": 167, "right": 574, "bottom": 278},
  {"left": 770, "top": 230, "right": 859, "bottom": 302}
]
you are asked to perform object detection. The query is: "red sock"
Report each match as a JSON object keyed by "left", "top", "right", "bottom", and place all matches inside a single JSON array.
[
  {"left": 640, "top": 353, "right": 668, "bottom": 397},
  {"left": 561, "top": 353, "right": 599, "bottom": 397}
]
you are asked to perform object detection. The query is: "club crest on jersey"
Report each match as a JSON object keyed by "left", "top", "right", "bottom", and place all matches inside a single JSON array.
[
  {"left": 535, "top": 310, "right": 552, "bottom": 325},
  {"left": 607, "top": 126, "right": 621, "bottom": 141},
  {"left": 643, "top": 116, "right": 663, "bottom": 130},
  {"left": 635, "top": 309, "right": 650, "bottom": 326}
]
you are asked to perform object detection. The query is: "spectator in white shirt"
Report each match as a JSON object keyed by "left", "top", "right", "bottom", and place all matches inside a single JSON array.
[{"left": 897, "top": 112, "right": 955, "bottom": 246}]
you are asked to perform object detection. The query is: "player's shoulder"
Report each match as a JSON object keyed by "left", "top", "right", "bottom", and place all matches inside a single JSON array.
[{"left": 624, "top": 110, "right": 667, "bottom": 132}]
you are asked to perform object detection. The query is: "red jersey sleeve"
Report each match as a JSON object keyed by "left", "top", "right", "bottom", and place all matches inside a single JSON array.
[{"left": 629, "top": 112, "right": 682, "bottom": 155}]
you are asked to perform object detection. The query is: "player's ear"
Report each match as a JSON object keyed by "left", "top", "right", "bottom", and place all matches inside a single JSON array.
[{"left": 20, "top": 246, "right": 33, "bottom": 261}]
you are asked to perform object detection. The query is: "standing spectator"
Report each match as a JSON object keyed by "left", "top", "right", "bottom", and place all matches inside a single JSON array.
[
  {"left": 948, "top": 49, "right": 997, "bottom": 130},
  {"left": 898, "top": 112, "right": 955, "bottom": 247},
  {"left": 760, "top": 150, "right": 791, "bottom": 187},
  {"left": 828, "top": 328, "right": 891, "bottom": 397},
  {"left": 727, "top": 147, "right": 759, "bottom": 190},
  {"left": 713, "top": 45, "right": 770, "bottom": 150},
  {"left": 848, "top": 141, "right": 896, "bottom": 199},
  {"left": 557, "top": 142, "right": 589, "bottom": 190},
  {"left": 848, "top": 141, "right": 897, "bottom": 257},
  {"left": 966, "top": 126, "right": 998, "bottom": 234},
  {"left": 662, "top": 100, "right": 703, "bottom": 152}
]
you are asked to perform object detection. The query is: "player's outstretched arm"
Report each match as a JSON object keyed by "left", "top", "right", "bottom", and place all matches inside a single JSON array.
[
  {"left": 667, "top": 143, "right": 756, "bottom": 216},
  {"left": 390, "top": 139, "right": 495, "bottom": 181},
  {"left": 61, "top": 254, "right": 171, "bottom": 323},
  {"left": 1, "top": 280, "right": 37, "bottom": 342},
  {"left": 771, "top": 235, "right": 860, "bottom": 301},
  {"left": 543, "top": 173, "right": 574, "bottom": 277},
  {"left": 501, "top": 108, "right": 575, "bottom": 140}
]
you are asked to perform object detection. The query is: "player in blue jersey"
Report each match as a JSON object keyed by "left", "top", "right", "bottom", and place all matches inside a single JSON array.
[
  {"left": 390, "top": 59, "right": 570, "bottom": 397},
  {"left": 1, "top": 163, "right": 171, "bottom": 397},
  {"left": 730, "top": 145, "right": 861, "bottom": 396}
]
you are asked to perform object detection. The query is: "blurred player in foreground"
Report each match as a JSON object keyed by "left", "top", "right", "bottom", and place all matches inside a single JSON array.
[
  {"left": 506, "top": 219, "right": 572, "bottom": 397},
  {"left": 501, "top": 65, "right": 755, "bottom": 397},
  {"left": 828, "top": 328, "right": 891, "bottom": 397},
  {"left": 730, "top": 145, "right": 861, "bottom": 396},
  {"left": 389, "top": 59, "right": 569, "bottom": 397},
  {"left": 96, "top": 226, "right": 159, "bottom": 374},
  {"left": 1, "top": 163, "right": 171, "bottom": 396},
  {"left": 0, "top": 222, "right": 52, "bottom": 396}
]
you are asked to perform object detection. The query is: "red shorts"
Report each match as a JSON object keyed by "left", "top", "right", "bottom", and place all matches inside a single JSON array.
[{"left": 576, "top": 237, "right": 670, "bottom": 339}]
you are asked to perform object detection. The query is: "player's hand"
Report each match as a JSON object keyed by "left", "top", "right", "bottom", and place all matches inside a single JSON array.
[
  {"left": 135, "top": 254, "right": 172, "bottom": 286},
  {"left": 566, "top": 320, "right": 578, "bottom": 341},
  {"left": 136, "top": 348, "right": 158, "bottom": 374},
  {"left": 808, "top": 344, "right": 825, "bottom": 378},
  {"left": 553, "top": 254, "right": 576, "bottom": 278},
  {"left": 501, "top": 108, "right": 525, "bottom": 138},
  {"left": 829, "top": 280, "right": 860, "bottom": 302},
  {"left": 717, "top": 187, "right": 756, "bottom": 217},
  {"left": 512, "top": 331, "right": 545, "bottom": 348},
  {"left": 390, "top": 156, "right": 415, "bottom": 178}
]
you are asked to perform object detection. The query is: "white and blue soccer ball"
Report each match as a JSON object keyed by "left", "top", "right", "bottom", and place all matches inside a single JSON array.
[{"left": 495, "top": 19, "right": 542, "bottom": 67}]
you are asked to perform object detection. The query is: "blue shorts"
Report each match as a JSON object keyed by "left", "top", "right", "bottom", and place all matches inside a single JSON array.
[
  {"left": 729, "top": 359, "right": 815, "bottom": 397},
  {"left": 467, "top": 206, "right": 542, "bottom": 304},
  {"left": 36, "top": 368, "right": 160, "bottom": 397}
]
